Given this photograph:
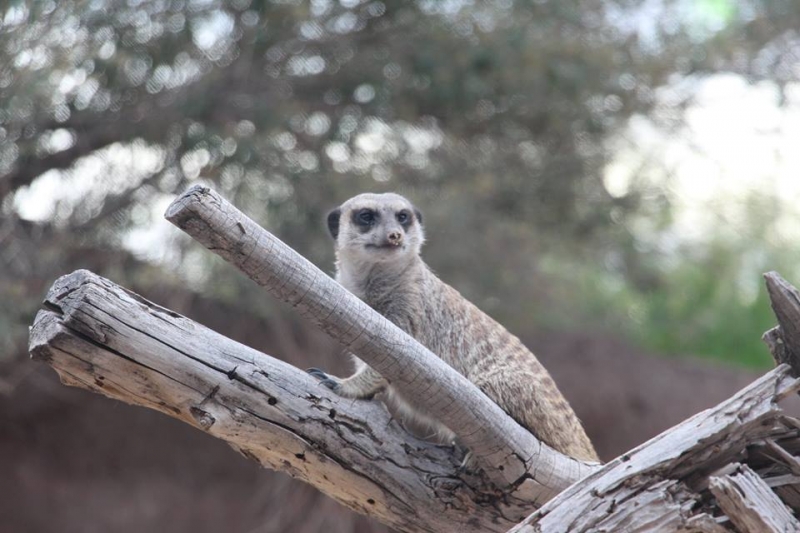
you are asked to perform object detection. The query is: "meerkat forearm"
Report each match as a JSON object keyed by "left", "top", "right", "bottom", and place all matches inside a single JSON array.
[{"left": 335, "top": 363, "right": 387, "bottom": 399}]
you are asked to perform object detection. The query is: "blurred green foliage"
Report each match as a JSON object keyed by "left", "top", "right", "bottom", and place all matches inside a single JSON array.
[
  {"left": 1, "top": 0, "right": 799, "bottom": 367},
  {"left": 540, "top": 248, "right": 781, "bottom": 369},
  {"left": 537, "top": 190, "right": 800, "bottom": 369}
]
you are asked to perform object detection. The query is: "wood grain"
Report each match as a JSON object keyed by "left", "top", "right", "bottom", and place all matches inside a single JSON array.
[{"left": 29, "top": 270, "right": 549, "bottom": 533}]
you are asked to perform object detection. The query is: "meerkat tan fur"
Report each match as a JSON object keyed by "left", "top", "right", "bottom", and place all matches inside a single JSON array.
[{"left": 307, "top": 192, "right": 598, "bottom": 462}]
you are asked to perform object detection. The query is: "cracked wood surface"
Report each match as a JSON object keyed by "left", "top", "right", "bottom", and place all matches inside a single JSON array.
[
  {"left": 32, "top": 271, "right": 800, "bottom": 533},
  {"left": 29, "top": 270, "right": 558, "bottom": 533},
  {"left": 164, "top": 184, "right": 598, "bottom": 500},
  {"left": 709, "top": 464, "right": 800, "bottom": 533},
  {"left": 508, "top": 365, "right": 800, "bottom": 532}
]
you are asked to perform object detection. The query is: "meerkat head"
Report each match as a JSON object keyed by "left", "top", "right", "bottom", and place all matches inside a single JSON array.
[{"left": 327, "top": 193, "right": 424, "bottom": 264}]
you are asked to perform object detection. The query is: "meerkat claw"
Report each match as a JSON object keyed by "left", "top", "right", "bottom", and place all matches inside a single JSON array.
[
  {"left": 306, "top": 367, "right": 328, "bottom": 378},
  {"left": 458, "top": 451, "right": 478, "bottom": 473},
  {"left": 306, "top": 368, "right": 341, "bottom": 391},
  {"left": 319, "top": 379, "right": 340, "bottom": 390}
]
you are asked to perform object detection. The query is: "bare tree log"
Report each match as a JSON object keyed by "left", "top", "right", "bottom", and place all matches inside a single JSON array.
[
  {"left": 507, "top": 365, "right": 800, "bottom": 532},
  {"left": 28, "top": 187, "right": 800, "bottom": 532},
  {"left": 709, "top": 464, "right": 800, "bottom": 533},
  {"left": 31, "top": 271, "right": 800, "bottom": 533},
  {"left": 28, "top": 270, "right": 545, "bottom": 533},
  {"left": 164, "top": 184, "right": 598, "bottom": 500}
]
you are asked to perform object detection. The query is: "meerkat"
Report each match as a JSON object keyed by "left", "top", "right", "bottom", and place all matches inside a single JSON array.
[{"left": 306, "top": 192, "right": 599, "bottom": 462}]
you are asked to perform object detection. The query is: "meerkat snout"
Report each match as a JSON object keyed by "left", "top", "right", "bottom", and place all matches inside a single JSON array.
[{"left": 387, "top": 231, "right": 402, "bottom": 245}]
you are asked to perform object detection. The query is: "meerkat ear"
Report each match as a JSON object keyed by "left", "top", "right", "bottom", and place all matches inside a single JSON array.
[
  {"left": 327, "top": 208, "right": 341, "bottom": 239},
  {"left": 414, "top": 208, "right": 423, "bottom": 225}
]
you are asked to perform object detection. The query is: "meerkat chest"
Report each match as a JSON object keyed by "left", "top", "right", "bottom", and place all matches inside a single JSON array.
[
  {"left": 340, "top": 264, "right": 463, "bottom": 368},
  {"left": 372, "top": 284, "right": 466, "bottom": 371},
  {"left": 340, "top": 265, "right": 425, "bottom": 334},
  {"left": 366, "top": 286, "right": 423, "bottom": 337}
]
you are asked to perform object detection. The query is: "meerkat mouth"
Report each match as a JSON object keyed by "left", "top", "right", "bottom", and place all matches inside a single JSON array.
[{"left": 365, "top": 243, "right": 403, "bottom": 250}]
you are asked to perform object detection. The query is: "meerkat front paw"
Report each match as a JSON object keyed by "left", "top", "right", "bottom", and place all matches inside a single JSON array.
[{"left": 306, "top": 367, "right": 382, "bottom": 399}]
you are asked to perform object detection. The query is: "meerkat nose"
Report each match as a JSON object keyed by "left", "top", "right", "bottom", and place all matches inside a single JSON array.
[{"left": 388, "top": 231, "right": 403, "bottom": 245}]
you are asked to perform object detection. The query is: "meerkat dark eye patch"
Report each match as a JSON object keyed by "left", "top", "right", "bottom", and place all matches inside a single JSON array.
[
  {"left": 327, "top": 208, "right": 341, "bottom": 239},
  {"left": 396, "top": 210, "right": 411, "bottom": 228},
  {"left": 353, "top": 208, "right": 377, "bottom": 231}
]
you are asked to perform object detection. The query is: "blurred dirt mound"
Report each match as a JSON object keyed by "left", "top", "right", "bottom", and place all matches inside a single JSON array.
[
  {"left": 529, "top": 331, "right": 762, "bottom": 460},
  {"left": 1, "top": 297, "right": 765, "bottom": 532}
]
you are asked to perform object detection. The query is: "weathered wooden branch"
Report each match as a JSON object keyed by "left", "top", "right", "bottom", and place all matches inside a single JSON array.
[
  {"left": 164, "top": 185, "right": 597, "bottom": 501},
  {"left": 28, "top": 185, "right": 800, "bottom": 532},
  {"left": 30, "top": 272, "right": 800, "bottom": 532},
  {"left": 29, "top": 270, "right": 538, "bottom": 533},
  {"left": 508, "top": 365, "right": 800, "bottom": 532},
  {"left": 505, "top": 270, "right": 800, "bottom": 532}
]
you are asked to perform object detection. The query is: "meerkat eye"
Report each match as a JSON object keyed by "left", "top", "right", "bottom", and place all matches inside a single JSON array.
[
  {"left": 357, "top": 209, "right": 376, "bottom": 225},
  {"left": 396, "top": 211, "right": 408, "bottom": 223}
]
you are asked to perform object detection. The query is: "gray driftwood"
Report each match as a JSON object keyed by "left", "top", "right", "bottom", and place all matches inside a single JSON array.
[
  {"left": 29, "top": 270, "right": 537, "bottom": 533},
  {"left": 507, "top": 365, "right": 800, "bottom": 532},
  {"left": 28, "top": 185, "right": 800, "bottom": 532},
  {"left": 164, "top": 185, "right": 598, "bottom": 500},
  {"left": 29, "top": 273, "right": 800, "bottom": 532}
]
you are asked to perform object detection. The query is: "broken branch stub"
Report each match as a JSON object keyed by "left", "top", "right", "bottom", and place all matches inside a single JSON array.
[
  {"left": 709, "top": 464, "right": 800, "bottom": 533},
  {"left": 764, "top": 271, "right": 800, "bottom": 374}
]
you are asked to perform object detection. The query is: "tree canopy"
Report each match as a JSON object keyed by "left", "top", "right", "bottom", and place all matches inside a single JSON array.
[{"left": 2, "top": 0, "right": 800, "bottom": 364}]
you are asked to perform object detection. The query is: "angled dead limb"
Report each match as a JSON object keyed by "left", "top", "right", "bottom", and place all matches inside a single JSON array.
[
  {"left": 164, "top": 185, "right": 598, "bottom": 500},
  {"left": 506, "top": 272, "right": 800, "bottom": 533},
  {"left": 29, "top": 270, "right": 537, "bottom": 533},
  {"left": 507, "top": 365, "right": 800, "bottom": 532},
  {"left": 30, "top": 185, "right": 800, "bottom": 532}
]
